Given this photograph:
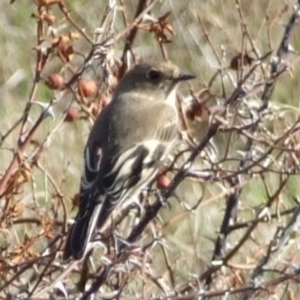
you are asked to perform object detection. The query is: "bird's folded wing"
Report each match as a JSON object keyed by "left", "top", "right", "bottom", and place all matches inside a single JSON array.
[
  {"left": 77, "top": 142, "right": 102, "bottom": 218},
  {"left": 77, "top": 103, "right": 178, "bottom": 217}
]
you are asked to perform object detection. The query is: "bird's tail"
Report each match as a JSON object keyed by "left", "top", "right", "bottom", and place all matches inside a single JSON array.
[{"left": 63, "top": 202, "right": 102, "bottom": 261}]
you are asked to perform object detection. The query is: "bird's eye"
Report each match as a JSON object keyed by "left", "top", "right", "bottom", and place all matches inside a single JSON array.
[{"left": 147, "top": 69, "right": 161, "bottom": 81}]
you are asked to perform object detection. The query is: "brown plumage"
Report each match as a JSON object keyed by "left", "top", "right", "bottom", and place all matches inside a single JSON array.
[{"left": 63, "top": 61, "right": 195, "bottom": 260}]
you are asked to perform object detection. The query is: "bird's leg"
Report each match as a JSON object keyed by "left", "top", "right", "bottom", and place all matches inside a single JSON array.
[
  {"left": 145, "top": 187, "right": 171, "bottom": 209},
  {"left": 128, "top": 196, "right": 144, "bottom": 217}
]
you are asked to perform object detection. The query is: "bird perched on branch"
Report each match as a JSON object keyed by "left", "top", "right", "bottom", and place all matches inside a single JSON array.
[{"left": 63, "top": 61, "right": 195, "bottom": 260}]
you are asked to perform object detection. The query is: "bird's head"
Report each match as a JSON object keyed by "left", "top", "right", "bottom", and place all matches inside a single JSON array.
[{"left": 114, "top": 61, "right": 195, "bottom": 102}]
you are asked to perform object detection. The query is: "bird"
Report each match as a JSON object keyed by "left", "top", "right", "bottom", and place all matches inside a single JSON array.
[{"left": 63, "top": 61, "right": 195, "bottom": 260}]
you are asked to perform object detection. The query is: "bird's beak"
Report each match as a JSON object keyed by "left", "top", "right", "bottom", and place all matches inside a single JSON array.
[{"left": 175, "top": 73, "right": 196, "bottom": 82}]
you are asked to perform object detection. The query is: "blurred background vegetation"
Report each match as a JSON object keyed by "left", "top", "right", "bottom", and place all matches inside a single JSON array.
[{"left": 1, "top": 0, "right": 300, "bottom": 299}]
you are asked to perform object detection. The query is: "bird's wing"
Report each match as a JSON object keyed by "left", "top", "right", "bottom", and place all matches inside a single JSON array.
[
  {"left": 64, "top": 103, "right": 178, "bottom": 260},
  {"left": 77, "top": 102, "right": 177, "bottom": 214},
  {"left": 82, "top": 143, "right": 102, "bottom": 192},
  {"left": 63, "top": 137, "right": 104, "bottom": 260},
  {"left": 97, "top": 104, "right": 178, "bottom": 218},
  {"left": 75, "top": 102, "right": 112, "bottom": 218},
  {"left": 76, "top": 140, "right": 103, "bottom": 219}
]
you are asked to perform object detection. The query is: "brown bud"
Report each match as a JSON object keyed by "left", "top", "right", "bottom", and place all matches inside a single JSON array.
[
  {"left": 230, "top": 53, "right": 254, "bottom": 71},
  {"left": 45, "top": 73, "right": 65, "bottom": 90},
  {"left": 78, "top": 79, "right": 98, "bottom": 98},
  {"left": 186, "top": 101, "right": 203, "bottom": 121},
  {"left": 156, "top": 174, "right": 171, "bottom": 189},
  {"left": 56, "top": 36, "right": 74, "bottom": 62},
  {"left": 64, "top": 107, "right": 80, "bottom": 122}
]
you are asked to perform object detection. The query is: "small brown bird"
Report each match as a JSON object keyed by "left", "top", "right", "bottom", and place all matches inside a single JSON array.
[{"left": 63, "top": 61, "right": 195, "bottom": 260}]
